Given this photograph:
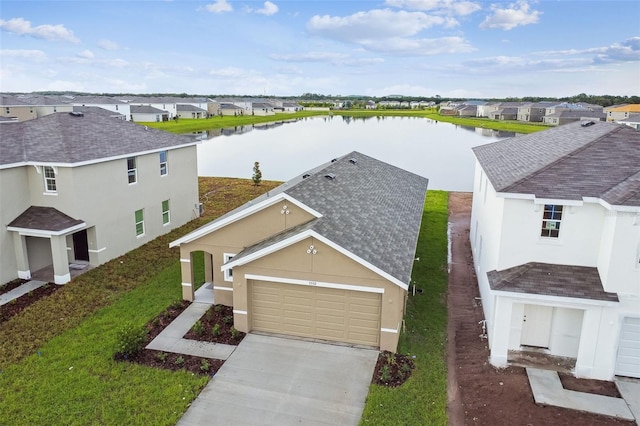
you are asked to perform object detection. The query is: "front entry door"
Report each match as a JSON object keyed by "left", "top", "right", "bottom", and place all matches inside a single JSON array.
[
  {"left": 73, "top": 230, "right": 89, "bottom": 262},
  {"left": 521, "top": 304, "right": 553, "bottom": 348}
]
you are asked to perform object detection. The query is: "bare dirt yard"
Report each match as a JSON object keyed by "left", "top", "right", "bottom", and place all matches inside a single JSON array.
[{"left": 446, "top": 192, "right": 634, "bottom": 425}]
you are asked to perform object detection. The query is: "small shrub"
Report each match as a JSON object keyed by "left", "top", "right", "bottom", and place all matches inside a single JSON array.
[
  {"left": 170, "top": 300, "right": 183, "bottom": 310},
  {"left": 230, "top": 327, "right": 239, "bottom": 338},
  {"left": 380, "top": 365, "right": 391, "bottom": 383},
  {"left": 200, "top": 359, "right": 210, "bottom": 372},
  {"left": 205, "top": 309, "right": 212, "bottom": 321},
  {"left": 155, "top": 351, "right": 168, "bottom": 362},
  {"left": 175, "top": 356, "right": 184, "bottom": 366},
  {"left": 222, "top": 315, "right": 233, "bottom": 325},
  {"left": 211, "top": 323, "right": 221, "bottom": 336},
  {"left": 400, "top": 362, "right": 412, "bottom": 374},
  {"left": 214, "top": 304, "right": 224, "bottom": 313},
  {"left": 115, "top": 323, "right": 147, "bottom": 357},
  {"left": 193, "top": 320, "right": 205, "bottom": 336},
  {"left": 387, "top": 353, "right": 396, "bottom": 365}
]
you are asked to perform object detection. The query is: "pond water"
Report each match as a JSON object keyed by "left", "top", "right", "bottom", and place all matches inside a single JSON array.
[{"left": 195, "top": 116, "right": 516, "bottom": 192}]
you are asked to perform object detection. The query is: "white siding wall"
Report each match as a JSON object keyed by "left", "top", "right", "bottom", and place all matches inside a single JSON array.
[
  {"left": 597, "top": 211, "right": 640, "bottom": 295},
  {"left": 0, "top": 168, "right": 31, "bottom": 283}
]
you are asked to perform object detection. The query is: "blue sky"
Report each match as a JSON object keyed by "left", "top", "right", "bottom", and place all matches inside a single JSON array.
[{"left": 1, "top": 0, "right": 639, "bottom": 98}]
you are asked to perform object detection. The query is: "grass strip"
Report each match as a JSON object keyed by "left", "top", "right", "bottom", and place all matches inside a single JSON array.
[
  {"left": 142, "top": 109, "right": 548, "bottom": 135},
  {"left": 0, "top": 178, "right": 281, "bottom": 368},
  {"left": 360, "top": 190, "right": 449, "bottom": 425},
  {"left": 0, "top": 263, "right": 209, "bottom": 425}
]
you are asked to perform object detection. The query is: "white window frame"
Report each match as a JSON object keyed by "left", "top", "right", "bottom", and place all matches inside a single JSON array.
[
  {"left": 223, "top": 253, "right": 236, "bottom": 282},
  {"left": 135, "top": 209, "right": 145, "bottom": 237},
  {"left": 162, "top": 200, "right": 170, "bottom": 225},
  {"left": 541, "top": 204, "right": 563, "bottom": 238},
  {"left": 159, "top": 151, "right": 168, "bottom": 176},
  {"left": 43, "top": 166, "right": 57, "bottom": 193},
  {"left": 127, "top": 157, "right": 137, "bottom": 184}
]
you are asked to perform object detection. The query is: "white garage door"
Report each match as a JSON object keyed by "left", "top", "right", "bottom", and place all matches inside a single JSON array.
[
  {"left": 250, "top": 280, "right": 381, "bottom": 347},
  {"left": 615, "top": 317, "right": 640, "bottom": 378}
]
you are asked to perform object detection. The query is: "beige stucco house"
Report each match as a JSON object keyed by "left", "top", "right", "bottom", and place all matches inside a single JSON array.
[
  {"left": 1, "top": 109, "right": 199, "bottom": 285},
  {"left": 170, "top": 152, "right": 428, "bottom": 352}
]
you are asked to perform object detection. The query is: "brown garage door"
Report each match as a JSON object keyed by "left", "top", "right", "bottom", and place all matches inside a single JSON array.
[{"left": 250, "top": 280, "right": 381, "bottom": 347}]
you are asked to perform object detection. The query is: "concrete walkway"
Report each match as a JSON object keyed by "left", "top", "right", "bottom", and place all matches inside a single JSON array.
[
  {"left": 526, "top": 368, "right": 637, "bottom": 422},
  {"left": 178, "top": 334, "right": 379, "bottom": 426},
  {"left": 0, "top": 280, "right": 48, "bottom": 305},
  {"left": 146, "top": 301, "right": 237, "bottom": 360}
]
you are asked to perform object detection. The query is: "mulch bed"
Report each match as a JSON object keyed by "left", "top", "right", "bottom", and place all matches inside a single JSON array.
[
  {"left": 184, "top": 304, "right": 246, "bottom": 345},
  {"left": 1, "top": 282, "right": 61, "bottom": 323},
  {"left": 559, "top": 373, "right": 621, "bottom": 398},
  {"left": 0, "top": 278, "right": 29, "bottom": 295},
  {"left": 115, "top": 301, "right": 243, "bottom": 376},
  {"left": 372, "top": 350, "right": 415, "bottom": 387}
]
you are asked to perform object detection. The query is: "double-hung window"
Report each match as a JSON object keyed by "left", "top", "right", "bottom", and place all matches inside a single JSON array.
[
  {"left": 135, "top": 209, "right": 145, "bottom": 236},
  {"left": 162, "top": 200, "right": 170, "bottom": 225},
  {"left": 127, "top": 157, "right": 137, "bottom": 184},
  {"left": 43, "top": 166, "right": 57, "bottom": 192},
  {"left": 159, "top": 151, "right": 168, "bottom": 176},
  {"left": 541, "top": 205, "right": 563, "bottom": 238}
]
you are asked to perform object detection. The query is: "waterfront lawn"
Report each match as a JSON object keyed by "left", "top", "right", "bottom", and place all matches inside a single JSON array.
[{"left": 360, "top": 190, "right": 449, "bottom": 425}]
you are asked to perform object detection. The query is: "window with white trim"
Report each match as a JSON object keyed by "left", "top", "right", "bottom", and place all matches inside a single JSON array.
[
  {"left": 159, "top": 151, "right": 168, "bottom": 176},
  {"left": 223, "top": 253, "right": 235, "bottom": 282},
  {"left": 162, "top": 200, "right": 170, "bottom": 225},
  {"left": 127, "top": 157, "right": 137, "bottom": 184},
  {"left": 135, "top": 209, "right": 144, "bottom": 236},
  {"left": 43, "top": 166, "right": 57, "bottom": 192},
  {"left": 541, "top": 204, "right": 563, "bottom": 238}
]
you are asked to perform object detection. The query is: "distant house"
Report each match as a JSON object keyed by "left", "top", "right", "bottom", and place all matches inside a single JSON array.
[
  {"left": 177, "top": 104, "right": 207, "bottom": 119},
  {"left": 251, "top": 102, "right": 275, "bottom": 116},
  {"left": 490, "top": 107, "right": 518, "bottom": 121},
  {"left": 457, "top": 105, "right": 478, "bottom": 117},
  {"left": 617, "top": 113, "right": 640, "bottom": 130},
  {"left": 71, "top": 95, "right": 132, "bottom": 121},
  {"left": 542, "top": 110, "right": 605, "bottom": 126},
  {"left": 0, "top": 110, "right": 199, "bottom": 285},
  {"left": 130, "top": 105, "right": 170, "bottom": 122},
  {"left": 0, "top": 95, "right": 37, "bottom": 122},
  {"left": 606, "top": 104, "right": 640, "bottom": 122},
  {"left": 517, "top": 102, "right": 553, "bottom": 122},
  {"left": 169, "top": 152, "right": 429, "bottom": 352},
  {"left": 219, "top": 103, "right": 245, "bottom": 116},
  {"left": 470, "top": 120, "right": 640, "bottom": 380}
]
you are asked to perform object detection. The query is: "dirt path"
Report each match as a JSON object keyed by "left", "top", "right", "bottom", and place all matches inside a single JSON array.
[{"left": 445, "top": 192, "right": 633, "bottom": 426}]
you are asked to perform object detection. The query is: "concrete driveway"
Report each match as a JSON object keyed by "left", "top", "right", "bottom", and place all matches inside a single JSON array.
[{"left": 178, "top": 334, "right": 379, "bottom": 426}]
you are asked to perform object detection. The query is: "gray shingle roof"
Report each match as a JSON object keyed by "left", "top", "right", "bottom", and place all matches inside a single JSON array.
[
  {"left": 130, "top": 105, "right": 168, "bottom": 114},
  {"left": 177, "top": 104, "right": 207, "bottom": 112},
  {"left": 0, "top": 110, "right": 196, "bottom": 166},
  {"left": 211, "top": 152, "right": 429, "bottom": 286},
  {"left": 487, "top": 262, "right": 619, "bottom": 302},
  {"left": 8, "top": 206, "right": 84, "bottom": 232},
  {"left": 473, "top": 121, "right": 640, "bottom": 206}
]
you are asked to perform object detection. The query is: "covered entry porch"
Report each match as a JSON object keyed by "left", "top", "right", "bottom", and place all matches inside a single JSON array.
[{"left": 7, "top": 206, "right": 88, "bottom": 284}]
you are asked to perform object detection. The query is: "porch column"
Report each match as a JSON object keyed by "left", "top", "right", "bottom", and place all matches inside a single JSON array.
[
  {"left": 50, "top": 234, "right": 70, "bottom": 284},
  {"left": 204, "top": 252, "right": 213, "bottom": 283},
  {"left": 13, "top": 233, "right": 31, "bottom": 280},
  {"left": 489, "top": 296, "right": 512, "bottom": 367},
  {"left": 575, "top": 307, "right": 602, "bottom": 379},
  {"left": 180, "top": 248, "right": 194, "bottom": 301}
]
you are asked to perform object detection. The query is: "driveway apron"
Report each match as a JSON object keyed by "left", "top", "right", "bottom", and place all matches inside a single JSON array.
[{"left": 178, "top": 333, "right": 379, "bottom": 426}]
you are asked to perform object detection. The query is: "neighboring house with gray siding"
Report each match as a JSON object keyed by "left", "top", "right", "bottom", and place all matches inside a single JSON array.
[
  {"left": 0, "top": 95, "right": 37, "bottom": 122},
  {"left": 130, "top": 105, "right": 170, "bottom": 122},
  {"left": 0, "top": 110, "right": 199, "bottom": 285}
]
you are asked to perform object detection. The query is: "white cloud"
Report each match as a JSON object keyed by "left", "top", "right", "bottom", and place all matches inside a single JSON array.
[
  {"left": 204, "top": 0, "right": 233, "bottom": 13},
  {"left": 0, "top": 49, "right": 47, "bottom": 61},
  {"left": 364, "top": 36, "right": 475, "bottom": 56},
  {"left": 77, "top": 50, "right": 94, "bottom": 59},
  {"left": 0, "top": 17, "right": 80, "bottom": 43},
  {"left": 308, "top": 9, "right": 455, "bottom": 42},
  {"left": 535, "top": 37, "right": 640, "bottom": 64},
  {"left": 209, "top": 66, "right": 256, "bottom": 78},
  {"left": 269, "top": 51, "right": 348, "bottom": 62},
  {"left": 98, "top": 39, "right": 122, "bottom": 51},
  {"left": 480, "top": 1, "right": 541, "bottom": 30},
  {"left": 385, "top": 0, "right": 481, "bottom": 16},
  {"left": 252, "top": 1, "right": 279, "bottom": 16}
]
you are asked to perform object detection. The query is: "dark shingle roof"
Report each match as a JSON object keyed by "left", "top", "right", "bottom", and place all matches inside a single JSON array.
[
  {"left": 130, "top": 105, "right": 168, "bottom": 114},
  {"left": 177, "top": 104, "right": 206, "bottom": 112},
  {"left": 8, "top": 206, "right": 84, "bottom": 232},
  {"left": 487, "top": 262, "right": 618, "bottom": 302},
  {"left": 473, "top": 121, "right": 640, "bottom": 206},
  {"left": 0, "top": 110, "right": 196, "bottom": 166},
  {"left": 210, "top": 152, "right": 429, "bottom": 286}
]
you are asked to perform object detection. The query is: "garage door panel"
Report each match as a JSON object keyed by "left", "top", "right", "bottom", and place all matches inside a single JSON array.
[
  {"left": 250, "top": 280, "right": 381, "bottom": 347},
  {"left": 616, "top": 317, "right": 640, "bottom": 378}
]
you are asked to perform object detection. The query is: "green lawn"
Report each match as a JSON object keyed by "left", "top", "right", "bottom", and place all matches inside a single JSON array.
[
  {"left": 360, "top": 190, "right": 449, "bottom": 425},
  {"left": 0, "top": 181, "right": 450, "bottom": 425},
  {"left": 142, "top": 109, "right": 548, "bottom": 135}
]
